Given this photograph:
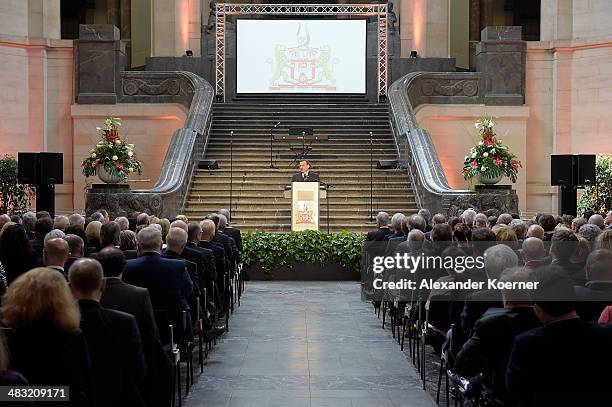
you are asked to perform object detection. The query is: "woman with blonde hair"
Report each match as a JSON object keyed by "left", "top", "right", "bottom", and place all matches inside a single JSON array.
[
  {"left": 159, "top": 218, "right": 171, "bottom": 242},
  {"left": 596, "top": 229, "right": 612, "bottom": 252},
  {"left": 85, "top": 220, "right": 102, "bottom": 250},
  {"left": 1, "top": 268, "right": 92, "bottom": 405}
]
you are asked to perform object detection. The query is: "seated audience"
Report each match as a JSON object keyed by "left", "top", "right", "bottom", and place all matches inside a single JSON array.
[
  {"left": 521, "top": 237, "right": 549, "bottom": 272},
  {"left": 454, "top": 268, "right": 540, "bottom": 404},
  {"left": 1, "top": 268, "right": 92, "bottom": 405},
  {"left": 53, "top": 215, "right": 69, "bottom": 231},
  {"left": 595, "top": 229, "right": 612, "bottom": 251},
  {"left": 550, "top": 228, "right": 584, "bottom": 284},
  {"left": 0, "top": 330, "right": 28, "bottom": 386},
  {"left": 99, "top": 221, "right": 121, "bottom": 249},
  {"left": 384, "top": 212, "right": 405, "bottom": 240},
  {"left": 579, "top": 223, "right": 602, "bottom": 246},
  {"left": 69, "top": 258, "right": 147, "bottom": 407},
  {"left": 589, "top": 214, "right": 605, "bottom": 230},
  {"left": 32, "top": 216, "right": 53, "bottom": 260},
  {"left": 572, "top": 216, "right": 587, "bottom": 233},
  {"left": 97, "top": 247, "right": 172, "bottom": 407},
  {"left": 21, "top": 211, "right": 37, "bottom": 240},
  {"left": 114, "top": 216, "right": 129, "bottom": 231},
  {"left": 538, "top": 214, "right": 556, "bottom": 241},
  {"left": 506, "top": 266, "right": 612, "bottom": 406},
  {"left": 69, "top": 213, "right": 85, "bottom": 227}
]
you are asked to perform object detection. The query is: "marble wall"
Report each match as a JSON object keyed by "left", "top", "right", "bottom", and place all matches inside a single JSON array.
[{"left": 70, "top": 104, "right": 186, "bottom": 212}]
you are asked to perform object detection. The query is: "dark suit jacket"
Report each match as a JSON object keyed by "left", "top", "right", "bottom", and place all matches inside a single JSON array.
[
  {"left": 506, "top": 318, "right": 612, "bottom": 406},
  {"left": 6, "top": 324, "right": 93, "bottom": 406},
  {"left": 123, "top": 252, "right": 193, "bottom": 312},
  {"left": 291, "top": 171, "right": 320, "bottom": 182},
  {"left": 100, "top": 278, "right": 172, "bottom": 407},
  {"left": 183, "top": 242, "right": 217, "bottom": 284},
  {"left": 366, "top": 227, "right": 392, "bottom": 241},
  {"left": 163, "top": 250, "right": 200, "bottom": 296},
  {"left": 224, "top": 227, "right": 243, "bottom": 252},
  {"left": 574, "top": 281, "right": 612, "bottom": 322},
  {"left": 123, "top": 249, "right": 138, "bottom": 260},
  {"left": 213, "top": 232, "right": 238, "bottom": 271},
  {"left": 198, "top": 240, "right": 227, "bottom": 285},
  {"left": 460, "top": 289, "right": 503, "bottom": 337},
  {"left": 454, "top": 307, "right": 541, "bottom": 403},
  {"left": 78, "top": 299, "right": 146, "bottom": 407}
]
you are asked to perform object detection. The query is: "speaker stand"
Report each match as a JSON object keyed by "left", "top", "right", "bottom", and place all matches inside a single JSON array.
[
  {"left": 36, "top": 184, "right": 55, "bottom": 218},
  {"left": 558, "top": 185, "right": 577, "bottom": 217}
]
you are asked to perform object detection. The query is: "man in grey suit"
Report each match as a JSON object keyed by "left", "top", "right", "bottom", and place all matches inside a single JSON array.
[{"left": 291, "top": 159, "right": 320, "bottom": 182}]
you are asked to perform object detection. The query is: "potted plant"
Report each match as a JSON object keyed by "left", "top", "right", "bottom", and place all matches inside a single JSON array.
[
  {"left": 81, "top": 116, "right": 142, "bottom": 184},
  {"left": 462, "top": 117, "right": 521, "bottom": 185},
  {"left": 0, "top": 154, "right": 34, "bottom": 215}
]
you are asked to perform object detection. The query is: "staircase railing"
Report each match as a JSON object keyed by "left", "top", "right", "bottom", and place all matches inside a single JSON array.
[
  {"left": 86, "top": 71, "right": 214, "bottom": 218},
  {"left": 388, "top": 72, "right": 518, "bottom": 215}
]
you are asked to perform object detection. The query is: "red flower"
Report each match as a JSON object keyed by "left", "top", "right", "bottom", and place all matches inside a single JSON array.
[
  {"left": 92, "top": 159, "right": 100, "bottom": 167},
  {"left": 81, "top": 159, "right": 87, "bottom": 167},
  {"left": 470, "top": 161, "right": 478, "bottom": 168},
  {"left": 116, "top": 163, "right": 124, "bottom": 170},
  {"left": 484, "top": 138, "right": 493, "bottom": 147},
  {"left": 511, "top": 160, "right": 520, "bottom": 169},
  {"left": 104, "top": 130, "right": 120, "bottom": 143},
  {"left": 493, "top": 157, "right": 502, "bottom": 166}
]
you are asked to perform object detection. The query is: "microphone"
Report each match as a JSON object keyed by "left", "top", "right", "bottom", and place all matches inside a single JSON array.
[{"left": 273, "top": 121, "right": 281, "bottom": 128}]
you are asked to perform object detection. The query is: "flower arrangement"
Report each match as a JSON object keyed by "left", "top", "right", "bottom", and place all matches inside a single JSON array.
[
  {"left": 81, "top": 116, "right": 142, "bottom": 181},
  {"left": 462, "top": 117, "right": 521, "bottom": 183}
]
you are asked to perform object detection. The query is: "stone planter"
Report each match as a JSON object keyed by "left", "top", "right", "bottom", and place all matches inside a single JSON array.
[
  {"left": 97, "top": 166, "right": 125, "bottom": 184},
  {"left": 476, "top": 171, "right": 502, "bottom": 185}
]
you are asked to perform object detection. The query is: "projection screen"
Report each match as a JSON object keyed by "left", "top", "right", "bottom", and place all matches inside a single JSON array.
[{"left": 236, "top": 19, "right": 366, "bottom": 94}]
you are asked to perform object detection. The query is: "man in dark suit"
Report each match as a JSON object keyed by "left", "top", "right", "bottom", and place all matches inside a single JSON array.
[
  {"left": 69, "top": 258, "right": 147, "bottom": 407},
  {"left": 123, "top": 226, "right": 193, "bottom": 341},
  {"left": 506, "top": 266, "right": 612, "bottom": 406},
  {"left": 31, "top": 216, "right": 53, "bottom": 262},
  {"left": 291, "top": 159, "right": 320, "bottom": 182},
  {"left": 575, "top": 249, "right": 612, "bottom": 322},
  {"left": 206, "top": 213, "right": 239, "bottom": 274},
  {"left": 366, "top": 211, "right": 392, "bottom": 241},
  {"left": 219, "top": 208, "right": 243, "bottom": 252},
  {"left": 97, "top": 247, "right": 172, "bottom": 407},
  {"left": 198, "top": 219, "right": 229, "bottom": 313},
  {"left": 64, "top": 234, "right": 85, "bottom": 272},
  {"left": 454, "top": 269, "right": 541, "bottom": 404},
  {"left": 461, "top": 245, "right": 518, "bottom": 337}
]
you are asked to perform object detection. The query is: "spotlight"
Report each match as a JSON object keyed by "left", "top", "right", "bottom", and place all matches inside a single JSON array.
[
  {"left": 410, "top": 50, "right": 418, "bottom": 58},
  {"left": 185, "top": 50, "right": 193, "bottom": 57}
]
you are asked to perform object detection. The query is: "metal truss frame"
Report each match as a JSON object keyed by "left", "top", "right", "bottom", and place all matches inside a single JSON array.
[{"left": 215, "top": 3, "right": 388, "bottom": 102}]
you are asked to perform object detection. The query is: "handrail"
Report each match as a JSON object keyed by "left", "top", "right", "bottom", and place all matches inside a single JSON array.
[{"left": 388, "top": 72, "right": 518, "bottom": 215}]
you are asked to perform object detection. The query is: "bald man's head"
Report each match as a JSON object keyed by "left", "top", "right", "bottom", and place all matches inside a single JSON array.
[
  {"left": 0, "top": 214, "right": 11, "bottom": 230},
  {"left": 43, "top": 237, "right": 70, "bottom": 268},
  {"left": 526, "top": 224, "right": 545, "bottom": 240},
  {"left": 68, "top": 258, "right": 104, "bottom": 300},
  {"left": 522, "top": 237, "right": 546, "bottom": 262},
  {"left": 170, "top": 219, "right": 188, "bottom": 232},
  {"left": 200, "top": 219, "right": 216, "bottom": 241}
]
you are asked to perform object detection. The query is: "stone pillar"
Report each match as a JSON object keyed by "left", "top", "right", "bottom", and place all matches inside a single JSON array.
[
  {"left": 75, "top": 25, "right": 124, "bottom": 104},
  {"left": 476, "top": 26, "right": 526, "bottom": 106}
]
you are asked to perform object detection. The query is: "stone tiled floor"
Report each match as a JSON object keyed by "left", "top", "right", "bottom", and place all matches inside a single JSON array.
[{"left": 185, "top": 282, "right": 435, "bottom": 407}]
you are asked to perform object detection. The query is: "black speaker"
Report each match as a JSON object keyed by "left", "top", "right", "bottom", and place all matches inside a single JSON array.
[
  {"left": 18, "top": 153, "right": 39, "bottom": 184},
  {"left": 198, "top": 160, "right": 219, "bottom": 170},
  {"left": 576, "top": 154, "right": 596, "bottom": 185},
  {"left": 376, "top": 160, "right": 398, "bottom": 169},
  {"left": 558, "top": 185, "right": 578, "bottom": 217},
  {"left": 551, "top": 155, "right": 574, "bottom": 186},
  {"left": 39, "top": 152, "right": 63, "bottom": 184},
  {"left": 551, "top": 154, "right": 596, "bottom": 187}
]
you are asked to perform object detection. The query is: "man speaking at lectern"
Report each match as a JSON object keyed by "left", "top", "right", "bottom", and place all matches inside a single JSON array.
[{"left": 291, "top": 159, "right": 320, "bottom": 182}]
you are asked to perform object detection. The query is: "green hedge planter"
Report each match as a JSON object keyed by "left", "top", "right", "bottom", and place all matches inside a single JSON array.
[{"left": 241, "top": 230, "right": 365, "bottom": 281}]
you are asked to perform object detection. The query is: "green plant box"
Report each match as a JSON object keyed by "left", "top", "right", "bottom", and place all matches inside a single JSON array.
[{"left": 244, "top": 259, "right": 359, "bottom": 281}]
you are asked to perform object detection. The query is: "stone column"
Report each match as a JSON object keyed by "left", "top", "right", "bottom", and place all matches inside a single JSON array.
[
  {"left": 476, "top": 26, "right": 526, "bottom": 106},
  {"left": 75, "top": 25, "right": 125, "bottom": 104}
]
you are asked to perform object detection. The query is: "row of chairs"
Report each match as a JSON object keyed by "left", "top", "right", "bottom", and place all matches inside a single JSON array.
[
  {"left": 376, "top": 292, "right": 491, "bottom": 407},
  {"left": 155, "top": 264, "right": 244, "bottom": 407}
]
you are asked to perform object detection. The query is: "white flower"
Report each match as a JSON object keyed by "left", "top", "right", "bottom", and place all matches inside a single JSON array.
[
  {"left": 490, "top": 149, "right": 496, "bottom": 154},
  {"left": 128, "top": 167, "right": 134, "bottom": 172},
  {"left": 128, "top": 151, "right": 133, "bottom": 157},
  {"left": 470, "top": 147, "right": 475, "bottom": 153},
  {"left": 478, "top": 141, "right": 484, "bottom": 146},
  {"left": 90, "top": 148, "right": 95, "bottom": 153},
  {"left": 115, "top": 140, "right": 121, "bottom": 145},
  {"left": 471, "top": 153, "right": 477, "bottom": 158},
  {"left": 128, "top": 144, "right": 134, "bottom": 148},
  {"left": 464, "top": 156, "right": 469, "bottom": 161},
  {"left": 91, "top": 153, "right": 96, "bottom": 158},
  {"left": 498, "top": 139, "right": 502, "bottom": 143},
  {"left": 481, "top": 166, "right": 487, "bottom": 172},
  {"left": 483, "top": 152, "right": 489, "bottom": 157},
  {"left": 112, "top": 155, "right": 118, "bottom": 161}
]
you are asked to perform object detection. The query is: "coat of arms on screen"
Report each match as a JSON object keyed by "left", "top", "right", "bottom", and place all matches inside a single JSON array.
[{"left": 267, "top": 23, "right": 337, "bottom": 92}]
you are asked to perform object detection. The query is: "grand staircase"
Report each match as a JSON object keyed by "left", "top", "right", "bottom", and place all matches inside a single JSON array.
[{"left": 184, "top": 95, "right": 418, "bottom": 232}]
